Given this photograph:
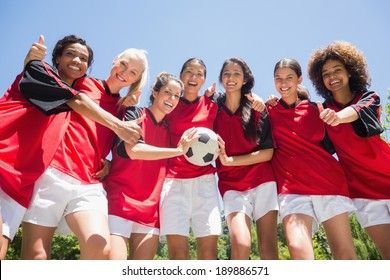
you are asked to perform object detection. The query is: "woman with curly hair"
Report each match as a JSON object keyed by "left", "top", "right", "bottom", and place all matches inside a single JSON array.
[{"left": 307, "top": 41, "right": 390, "bottom": 259}]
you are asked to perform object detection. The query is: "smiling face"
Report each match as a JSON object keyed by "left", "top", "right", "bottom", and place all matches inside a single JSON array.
[
  {"left": 321, "top": 59, "right": 351, "bottom": 95},
  {"left": 221, "top": 62, "right": 245, "bottom": 94},
  {"left": 106, "top": 55, "right": 144, "bottom": 93},
  {"left": 55, "top": 43, "right": 89, "bottom": 85},
  {"left": 180, "top": 61, "right": 206, "bottom": 97},
  {"left": 151, "top": 79, "right": 182, "bottom": 119},
  {"left": 274, "top": 67, "right": 302, "bottom": 104}
]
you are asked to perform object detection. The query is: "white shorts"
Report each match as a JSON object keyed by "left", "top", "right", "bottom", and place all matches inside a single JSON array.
[
  {"left": 0, "top": 188, "right": 26, "bottom": 240},
  {"left": 160, "top": 174, "right": 222, "bottom": 237},
  {"left": 353, "top": 198, "right": 390, "bottom": 228},
  {"left": 279, "top": 194, "right": 356, "bottom": 232},
  {"left": 223, "top": 181, "right": 279, "bottom": 221},
  {"left": 23, "top": 167, "right": 108, "bottom": 229},
  {"left": 108, "top": 215, "right": 159, "bottom": 238}
]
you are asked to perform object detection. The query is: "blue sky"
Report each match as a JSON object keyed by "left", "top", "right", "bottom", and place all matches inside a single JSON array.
[{"left": 1, "top": 0, "right": 389, "bottom": 110}]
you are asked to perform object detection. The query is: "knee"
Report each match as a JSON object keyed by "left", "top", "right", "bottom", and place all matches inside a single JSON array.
[
  {"left": 80, "top": 234, "right": 111, "bottom": 260},
  {"left": 22, "top": 247, "right": 51, "bottom": 260}
]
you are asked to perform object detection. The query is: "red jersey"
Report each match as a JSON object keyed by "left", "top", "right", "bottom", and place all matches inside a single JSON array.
[
  {"left": 214, "top": 105, "right": 276, "bottom": 197},
  {"left": 50, "top": 77, "right": 121, "bottom": 184},
  {"left": 323, "top": 91, "right": 390, "bottom": 199},
  {"left": 267, "top": 99, "right": 349, "bottom": 197},
  {"left": 165, "top": 96, "right": 218, "bottom": 178},
  {"left": 0, "top": 61, "right": 78, "bottom": 207},
  {"left": 106, "top": 107, "right": 169, "bottom": 228}
]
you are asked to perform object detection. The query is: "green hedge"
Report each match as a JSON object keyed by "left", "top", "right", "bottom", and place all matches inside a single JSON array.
[{"left": 6, "top": 214, "right": 380, "bottom": 260}]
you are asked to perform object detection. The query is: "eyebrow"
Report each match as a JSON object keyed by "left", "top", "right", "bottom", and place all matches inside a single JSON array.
[{"left": 322, "top": 64, "right": 343, "bottom": 73}]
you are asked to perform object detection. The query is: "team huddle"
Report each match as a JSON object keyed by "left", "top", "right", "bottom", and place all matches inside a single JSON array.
[{"left": 0, "top": 34, "right": 389, "bottom": 260}]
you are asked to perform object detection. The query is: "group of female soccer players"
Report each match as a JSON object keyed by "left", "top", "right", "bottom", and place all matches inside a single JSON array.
[{"left": 0, "top": 35, "right": 389, "bottom": 260}]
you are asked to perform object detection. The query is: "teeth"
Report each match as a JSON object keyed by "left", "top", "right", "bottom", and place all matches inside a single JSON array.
[
  {"left": 164, "top": 102, "right": 173, "bottom": 108},
  {"left": 117, "top": 74, "right": 126, "bottom": 82},
  {"left": 68, "top": 65, "right": 80, "bottom": 71},
  {"left": 188, "top": 82, "right": 197, "bottom": 86},
  {"left": 227, "top": 82, "right": 236, "bottom": 86},
  {"left": 281, "top": 87, "right": 289, "bottom": 91},
  {"left": 330, "top": 80, "right": 339, "bottom": 85}
]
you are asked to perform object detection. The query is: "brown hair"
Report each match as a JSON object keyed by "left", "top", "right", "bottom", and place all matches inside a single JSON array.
[
  {"left": 274, "top": 58, "right": 310, "bottom": 100},
  {"left": 307, "top": 41, "right": 370, "bottom": 99}
]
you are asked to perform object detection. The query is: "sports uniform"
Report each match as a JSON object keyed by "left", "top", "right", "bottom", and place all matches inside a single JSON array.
[
  {"left": 0, "top": 60, "right": 78, "bottom": 239},
  {"left": 267, "top": 99, "right": 355, "bottom": 228},
  {"left": 214, "top": 103, "right": 278, "bottom": 220},
  {"left": 160, "top": 96, "right": 222, "bottom": 237},
  {"left": 23, "top": 76, "right": 121, "bottom": 230},
  {"left": 323, "top": 91, "right": 390, "bottom": 227},
  {"left": 106, "top": 107, "right": 169, "bottom": 237}
]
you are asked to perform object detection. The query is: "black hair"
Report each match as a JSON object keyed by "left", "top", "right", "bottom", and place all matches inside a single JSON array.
[
  {"left": 179, "top": 58, "right": 207, "bottom": 79},
  {"left": 219, "top": 57, "right": 263, "bottom": 144},
  {"left": 52, "top": 34, "right": 94, "bottom": 69}
]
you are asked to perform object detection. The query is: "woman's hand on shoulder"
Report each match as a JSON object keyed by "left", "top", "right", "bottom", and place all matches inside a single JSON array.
[
  {"left": 265, "top": 94, "right": 279, "bottom": 106},
  {"left": 204, "top": 82, "right": 216, "bottom": 97},
  {"left": 245, "top": 93, "right": 265, "bottom": 112}
]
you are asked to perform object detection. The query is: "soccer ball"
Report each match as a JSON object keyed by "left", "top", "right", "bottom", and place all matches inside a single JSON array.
[{"left": 184, "top": 127, "right": 219, "bottom": 166}]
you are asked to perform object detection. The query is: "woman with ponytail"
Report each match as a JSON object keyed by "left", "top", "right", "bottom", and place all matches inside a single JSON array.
[{"left": 267, "top": 58, "right": 357, "bottom": 260}]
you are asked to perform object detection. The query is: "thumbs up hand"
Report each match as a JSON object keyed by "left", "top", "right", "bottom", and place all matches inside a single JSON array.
[
  {"left": 204, "top": 82, "right": 216, "bottom": 97},
  {"left": 24, "top": 35, "right": 47, "bottom": 67},
  {"left": 317, "top": 101, "right": 341, "bottom": 126}
]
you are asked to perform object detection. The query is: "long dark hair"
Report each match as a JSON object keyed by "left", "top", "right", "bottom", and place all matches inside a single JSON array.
[{"left": 219, "top": 57, "right": 263, "bottom": 144}]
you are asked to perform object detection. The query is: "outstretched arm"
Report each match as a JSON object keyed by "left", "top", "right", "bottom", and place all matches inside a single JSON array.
[
  {"left": 67, "top": 94, "right": 144, "bottom": 145},
  {"left": 317, "top": 101, "right": 358, "bottom": 126},
  {"left": 124, "top": 127, "right": 198, "bottom": 160}
]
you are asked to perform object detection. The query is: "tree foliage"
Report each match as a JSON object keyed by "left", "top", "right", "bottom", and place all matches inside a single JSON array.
[{"left": 5, "top": 214, "right": 380, "bottom": 260}]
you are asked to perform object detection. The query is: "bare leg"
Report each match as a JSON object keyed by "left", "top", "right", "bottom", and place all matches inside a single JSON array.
[
  {"left": 0, "top": 236, "right": 10, "bottom": 260},
  {"left": 226, "top": 212, "right": 251, "bottom": 260},
  {"left": 109, "top": 234, "right": 128, "bottom": 260},
  {"left": 130, "top": 233, "right": 159, "bottom": 260},
  {"left": 323, "top": 212, "right": 356, "bottom": 259},
  {"left": 256, "top": 210, "right": 279, "bottom": 259},
  {"left": 21, "top": 222, "right": 56, "bottom": 260},
  {"left": 66, "top": 211, "right": 111, "bottom": 260},
  {"left": 166, "top": 235, "right": 189, "bottom": 260},
  {"left": 364, "top": 224, "right": 390, "bottom": 260},
  {"left": 196, "top": 235, "right": 218, "bottom": 260},
  {"left": 283, "top": 213, "right": 314, "bottom": 260}
]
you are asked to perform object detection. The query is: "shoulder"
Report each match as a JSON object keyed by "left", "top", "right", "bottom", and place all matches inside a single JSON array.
[
  {"left": 73, "top": 76, "right": 101, "bottom": 89},
  {"left": 124, "top": 106, "right": 145, "bottom": 121}
]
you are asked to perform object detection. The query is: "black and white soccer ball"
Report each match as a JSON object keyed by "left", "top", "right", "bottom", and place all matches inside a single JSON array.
[{"left": 184, "top": 127, "right": 219, "bottom": 166}]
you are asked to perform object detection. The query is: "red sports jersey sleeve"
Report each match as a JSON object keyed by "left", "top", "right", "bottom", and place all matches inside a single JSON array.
[
  {"left": 165, "top": 96, "right": 218, "bottom": 178},
  {"left": 19, "top": 60, "right": 78, "bottom": 115},
  {"left": 0, "top": 61, "right": 79, "bottom": 207},
  {"left": 106, "top": 107, "right": 169, "bottom": 228},
  {"left": 214, "top": 105, "right": 276, "bottom": 196},
  {"left": 324, "top": 92, "right": 390, "bottom": 199},
  {"left": 268, "top": 99, "right": 350, "bottom": 197},
  {"left": 50, "top": 78, "right": 121, "bottom": 184}
]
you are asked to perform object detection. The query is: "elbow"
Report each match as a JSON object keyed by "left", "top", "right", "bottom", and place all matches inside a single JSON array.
[
  {"left": 66, "top": 93, "right": 84, "bottom": 109},
  {"left": 125, "top": 144, "right": 141, "bottom": 160}
]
